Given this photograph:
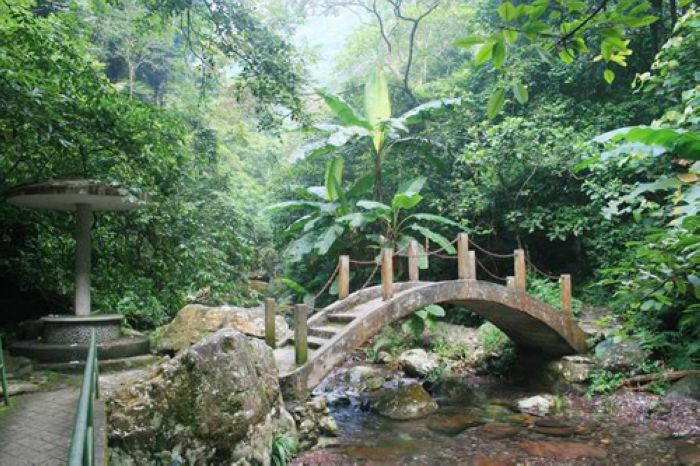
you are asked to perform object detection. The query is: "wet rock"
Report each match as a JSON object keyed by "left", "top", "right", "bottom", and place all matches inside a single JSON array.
[
  {"left": 474, "top": 423, "right": 521, "bottom": 439},
  {"left": 373, "top": 384, "right": 438, "bottom": 420},
  {"left": 547, "top": 355, "right": 594, "bottom": 384},
  {"left": 107, "top": 329, "right": 296, "bottom": 465},
  {"left": 432, "top": 378, "right": 477, "bottom": 406},
  {"left": 427, "top": 409, "right": 483, "bottom": 435},
  {"left": 666, "top": 375, "right": 700, "bottom": 401},
  {"left": 518, "top": 440, "right": 607, "bottom": 460},
  {"left": 516, "top": 395, "right": 554, "bottom": 416},
  {"left": 594, "top": 337, "right": 647, "bottom": 371},
  {"left": 0, "top": 380, "right": 40, "bottom": 396},
  {"left": 290, "top": 395, "right": 339, "bottom": 450},
  {"left": 344, "top": 365, "right": 386, "bottom": 392},
  {"left": 531, "top": 419, "right": 578, "bottom": 437},
  {"left": 156, "top": 303, "right": 290, "bottom": 353},
  {"left": 398, "top": 349, "right": 437, "bottom": 377}
]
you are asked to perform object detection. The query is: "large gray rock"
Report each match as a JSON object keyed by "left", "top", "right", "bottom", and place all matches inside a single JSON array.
[
  {"left": 398, "top": 349, "right": 438, "bottom": 377},
  {"left": 547, "top": 355, "right": 594, "bottom": 384},
  {"left": 156, "top": 303, "right": 290, "bottom": 353},
  {"left": 108, "top": 329, "right": 296, "bottom": 465},
  {"left": 666, "top": 375, "right": 700, "bottom": 401},
  {"left": 594, "top": 337, "right": 647, "bottom": 371},
  {"left": 373, "top": 384, "right": 438, "bottom": 420}
]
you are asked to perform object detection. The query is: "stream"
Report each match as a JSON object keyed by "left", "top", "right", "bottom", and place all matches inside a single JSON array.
[{"left": 293, "top": 357, "right": 700, "bottom": 465}]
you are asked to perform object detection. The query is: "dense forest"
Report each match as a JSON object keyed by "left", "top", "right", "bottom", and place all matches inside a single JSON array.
[{"left": 1, "top": 0, "right": 697, "bottom": 377}]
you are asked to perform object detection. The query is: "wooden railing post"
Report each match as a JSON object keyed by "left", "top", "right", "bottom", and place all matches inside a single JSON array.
[
  {"left": 561, "top": 274, "right": 573, "bottom": 323},
  {"left": 468, "top": 251, "right": 476, "bottom": 280},
  {"left": 457, "top": 233, "right": 469, "bottom": 279},
  {"left": 339, "top": 255, "right": 350, "bottom": 299},
  {"left": 407, "top": 240, "right": 420, "bottom": 282},
  {"left": 514, "top": 249, "right": 526, "bottom": 291},
  {"left": 381, "top": 248, "right": 394, "bottom": 300},
  {"left": 294, "top": 304, "right": 308, "bottom": 365},
  {"left": 264, "top": 298, "right": 276, "bottom": 348},
  {"left": 506, "top": 276, "right": 516, "bottom": 289}
]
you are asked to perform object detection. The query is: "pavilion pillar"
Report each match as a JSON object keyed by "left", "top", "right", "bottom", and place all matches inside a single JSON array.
[
  {"left": 407, "top": 240, "right": 419, "bottom": 282},
  {"left": 75, "top": 203, "right": 92, "bottom": 316}
]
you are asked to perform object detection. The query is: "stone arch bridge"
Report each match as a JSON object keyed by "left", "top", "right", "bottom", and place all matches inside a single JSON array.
[{"left": 271, "top": 235, "right": 588, "bottom": 396}]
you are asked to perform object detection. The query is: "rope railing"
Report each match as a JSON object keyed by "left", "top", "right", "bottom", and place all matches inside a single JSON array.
[
  {"left": 526, "top": 253, "right": 561, "bottom": 280},
  {"left": 475, "top": 256, "right": 508, "bottom": 282},
  {"left": 468, "top": 238, "right": 515, "bottom": 259}
]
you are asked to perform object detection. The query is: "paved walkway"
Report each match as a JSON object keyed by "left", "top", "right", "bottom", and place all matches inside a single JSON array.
[{"left": 0, "top": 387, "right": 79, "bottom": 465}]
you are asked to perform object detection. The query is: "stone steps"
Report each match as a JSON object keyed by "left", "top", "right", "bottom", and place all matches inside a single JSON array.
[
  {"left": 326, "top": 313, "right": 356, "bottom": 324},
  {"left": 308, "top": 324, "right": 344, "bottom": 339}
]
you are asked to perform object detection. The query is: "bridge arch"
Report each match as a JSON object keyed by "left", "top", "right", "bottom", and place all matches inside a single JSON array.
[{"left": 276, "top": 279, "right": 588, "bottom": 396}]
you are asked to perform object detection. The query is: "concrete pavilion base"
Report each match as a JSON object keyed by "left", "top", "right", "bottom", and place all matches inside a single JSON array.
[{"left": 10, "top": 314, "right": 151, "bottom": 363}]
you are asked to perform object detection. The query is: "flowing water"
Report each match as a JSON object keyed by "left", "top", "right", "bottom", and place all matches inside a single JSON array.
[{"left": 293, "top": 361, "right": 699, "bottom": 465}]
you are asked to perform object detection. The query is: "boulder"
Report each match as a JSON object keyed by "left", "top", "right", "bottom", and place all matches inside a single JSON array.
[
  {"left": 594, "top": 337, "right": 647, "bottom": 371},
  {"left": 427, "top": 409, "right": 483, "bottom": 435},
  {"left": 547, "top": 355, "right": 594, "bottom": 384},
  {"left": 344, "top": 365, "right": 387, "bottom": 391},
  {"left": 156, "top": 304, "right": 290, "bottom": 353},
  {"left": 289, "top": 395, "right": 339, "bottom": 450},
  {"left": 516, "top": 395, "right": 554, "bottom": 417},
  {"left": 107, "top": 329, "right": 296, "bottom": 465},
  {"left": 2, "top": 352, "right": 32, "bottom": 379},
  {"left": 373, "top": 384, "right": 438, "bottom": 420},
  {"left": 666, "top": 375, "right": 700, "bottom": 401},
  {"left": 398, "top": 349, "right": 438, "bottom": 377},
  {"left": 433, "top": 323, "right": 510, "bottom": 370}
]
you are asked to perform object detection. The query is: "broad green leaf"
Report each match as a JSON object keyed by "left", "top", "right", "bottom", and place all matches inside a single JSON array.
[
  {"left": 397, "top": 176, "right": 427, "bottom": 196},
  {"left": 395, "top": 98, "right": 461, "bottom": 126},
  {"left": 337, "top": 212, "right": 374, "bottom": 228},
  {"left": 392, "top": 192, "right": 423, "bottom": 210},
  {"left": 357, "top": 200, "right": 392, "bottom": 212},
  {"left": 497, "top": 1, "right": 518, "bottom": 21},
  {"left": 512, "top": 82, "right": 529, "bottom": 104},
  {"left": 474, "top": 42, "right": 494, "bottom": 66},
  {"left": 503, "top": 29, "right": 518, "bottom": 43},
  {"left": 492, "top": 40, "right": 506, "bottom": 68},
  {"left": 315, "top": 224, "right": 344, "bottom": 255},
  {"left": 346, "top": 173, "right": 374, "bottom": 198},
  {"left": 324, "top": 157, "right": 344, "bottom": 201},
  {"left": 318, "top": 90, "right": 372, "bottom": 130},
  {"left": 406, "top": 213, "right": 462, "bottom": 229},
  {"left": 487, "top": 88, "right": 506, "bottom": 119},
  {"left": 603, "top": 68, "right": 615, "bottom": 84},
  {"left": 425, "top": 304, "right": 445, "bottom": 317},
  {"left": 265, "top": 200, "right": 321, "bottom": 212},
  {"left": 409, "top": 224, "right": 457, "bottom": 254},
  {"left": 365, "top": 67, "right": 391, "bottom": 152},
  {"left": 455, "top": 35, "right": 484, "bottom": 48}
]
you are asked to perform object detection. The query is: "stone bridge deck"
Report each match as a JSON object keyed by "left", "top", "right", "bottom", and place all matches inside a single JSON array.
[{"left": 274, "top": 280, "right": 588, "bottom": 395}]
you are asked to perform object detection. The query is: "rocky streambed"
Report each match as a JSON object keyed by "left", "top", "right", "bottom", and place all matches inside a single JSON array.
[{"left": 292, "top": 353, "right": 699, "bottom": 465}]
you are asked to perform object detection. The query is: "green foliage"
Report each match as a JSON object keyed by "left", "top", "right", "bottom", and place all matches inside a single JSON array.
[
  {"left": 477, "top": 322, "right": 510, "bottom": 354},
  {"left": 402, "top": 304, "right": 446, "bottom": 344},
  {"left": 527, "top": 277, "right": 582, "bottom": 316},
  {"left": 366, "top": 326, "right": 408, "bottom": 362},
  {"left": 271, "top": 435, "right": 298, "bottom": 466},
  {"left": 587, "top": 369, "right": 626, "bottom": 396}
]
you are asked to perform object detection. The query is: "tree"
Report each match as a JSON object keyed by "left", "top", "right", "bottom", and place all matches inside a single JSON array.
[{"left": 300, "top": 67, "right": 459, "bottom": 199}]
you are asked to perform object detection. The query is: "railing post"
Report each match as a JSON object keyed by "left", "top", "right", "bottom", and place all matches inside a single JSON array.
[
  {"left": 407, "top": 240, "right": 420, "bottom": 282},
  {"left": 457, "top": 233, "right": 469, "bottom": 279},
  {"left": 339, "top": 255, "right": 350, "bottom": 299},
  {"left": 561, "top": 274, "right": 573, "bottom": 323},
  {"left": 514, "top": 249, "right": 526, "bottom": 291},
  {"left": 0, "top": 336, "right": 9, "bottom": 406},
  {"left": 506, "top": 276, "right": 516, "bottom": 289},
  {"left": 294, "top": 304, "right": 308, "bottom": 365},
  {"left": 468, "top": 251, "right": 476, "bottom": 280},
  {"left": 381, "top": 248, "right": 394, "bottom": 300},
  {"left": 264, "top": 298, "right": 276, "bottom": 348}
]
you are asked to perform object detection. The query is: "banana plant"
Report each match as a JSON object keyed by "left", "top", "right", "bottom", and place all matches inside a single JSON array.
[
  {"left": 336, "top": 176, "right": 462, "bottom": 267},
  {"left": 297, "top": 67, "right": 460, "bottom": 200},
  {"left": 266, "top": 157, "right": 373, "bottom": 263}
]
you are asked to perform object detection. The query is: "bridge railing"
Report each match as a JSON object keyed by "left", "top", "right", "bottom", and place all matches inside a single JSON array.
[
  {"left": 0, "top": 336, "right": 10, "bottom": 406},
  {"left": 269, "top": 232, "right": 575, "bottom": 365},
  {"left": 68, "top": 330, "right": 99, "bottom": 466}
]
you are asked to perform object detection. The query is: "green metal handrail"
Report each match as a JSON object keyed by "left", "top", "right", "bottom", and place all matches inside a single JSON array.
[
  {"left": 0, "top": 336, "right": 9, "bottom": 406},
  {"left": 68, "top": 330, "right": 99, "bottom": 466}
]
